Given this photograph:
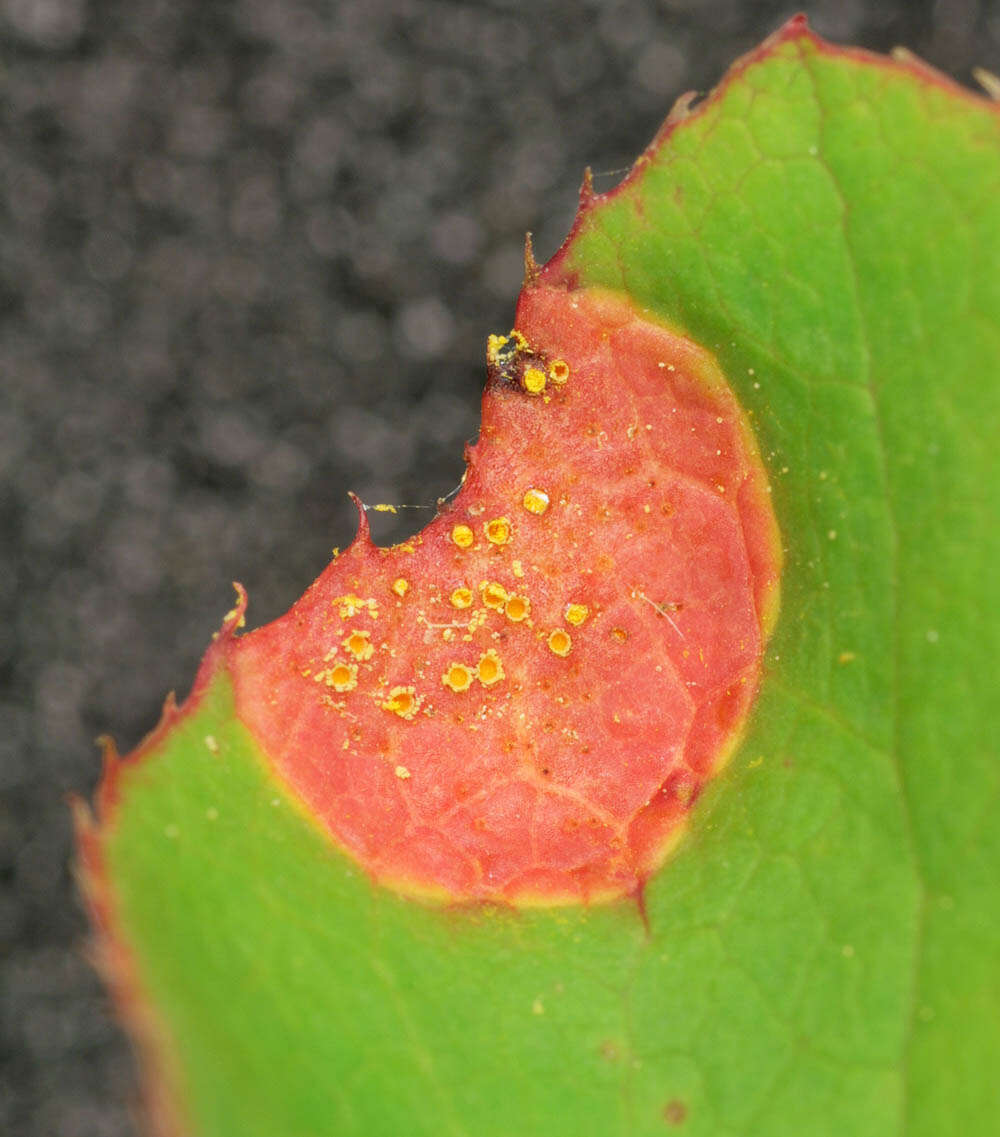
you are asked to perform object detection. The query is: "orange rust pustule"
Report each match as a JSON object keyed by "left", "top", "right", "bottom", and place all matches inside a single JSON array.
[{"left": 228, "top": 284, "right": 781, "bottom": 905}]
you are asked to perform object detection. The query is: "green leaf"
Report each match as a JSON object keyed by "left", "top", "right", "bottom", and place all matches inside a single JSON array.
[{"left": 78, "top": 19, "right": 1000, "bottom": 1136}]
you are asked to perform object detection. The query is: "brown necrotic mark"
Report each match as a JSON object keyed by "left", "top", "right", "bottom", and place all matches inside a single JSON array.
[
  {"left": 662, "top": 1099, "right": 687, "bottom": 1126},
  {"left": 485, "top": 329, "right": 556, "bottom": 396}
]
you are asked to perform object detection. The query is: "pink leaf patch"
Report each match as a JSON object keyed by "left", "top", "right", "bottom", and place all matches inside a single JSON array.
[{"left": 227, "top": 282, "right": 781, "bottom": 904}]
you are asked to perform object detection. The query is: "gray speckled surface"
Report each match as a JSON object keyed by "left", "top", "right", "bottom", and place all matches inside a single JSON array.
[{"left": 2, "top": 1, "right": 997, "bottom": 1132}]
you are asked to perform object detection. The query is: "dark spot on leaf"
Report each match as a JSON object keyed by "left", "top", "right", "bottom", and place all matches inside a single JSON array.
[{"left": 662, "top": 1099, "right": 687, "bottom": 1125}]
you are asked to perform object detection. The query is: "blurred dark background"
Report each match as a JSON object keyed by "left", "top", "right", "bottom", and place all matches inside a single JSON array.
[{"left": 2, "top": 1, "right": 997, "bottom": 1133}]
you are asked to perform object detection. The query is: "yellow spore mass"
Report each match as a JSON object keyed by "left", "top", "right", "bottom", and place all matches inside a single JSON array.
[
  {"left": 382, "top": 685, "right": 420, "bottom": 720},
  {"left": 505, "top": 594, "right": 530, "bottom": 622},
  {"left": 486, "top": 333, "right": 507, "bottom": 365},
  {"left": 522, "top": 488, "right": 550, "bottom": 515},
  {"left": 333, "top": 593, "right": 372, "bottom": 619},
  {"left": 342, "top": 630, "right": 375, "bottom": 661},
  {"left": 481, "top": 581, "right": 509, "bottom": 610},
  {"left": 476, "top": 649, "right": 504, "bottom": 686},
  {"left": 327, "top": 662, "right": 358, "bottom": 692},
  {"left": 523, "top": 367, "right": 546, "bottom": 394},
  {"left": 450, "top": 587, "right": 474, "bottom": 609},
  {"left": 451, "top": 524, "right": 475, "bottom": 549},
  {"left": 442, "top": 662, "right": 474, "bottom": 693},
  {"left": 485, "top": 516, "right": 512, "bottom": 545},
  {"left": 548, "top": 359, "right": 570, "bottom": 385},
  {"left": 564, "top": 603, "right": 590, "bottom": 627},
  {"left": 391, "top": 577, "right": 410, "bottom": 598},
  {"left": 547, "top": 629, "right": 572, "bottom": 657}
]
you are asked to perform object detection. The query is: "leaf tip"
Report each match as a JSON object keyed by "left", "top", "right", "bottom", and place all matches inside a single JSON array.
[
  {"left": 579, "top": 165, "right": 595, "bottom": 207},
  {"left": 218, "top": 582, "right": 248, "bottom": 638},
  {"left": 96, "top": 731, "right": 120, "bottom": 772},
  {"left": 645, "top": 89, "right": 701, "bottom": 154},
  {"left": 884, "top": 43, "right": 1000, "bottom": 107},
  {"left": 522, "top": 231, "right": 540, "bottom": 287},
  {"left": 973, "top": 66, "right": 1000, "bottom": 101},
  {"left": 347, "top": 490, "right": 375, "bottom": 549}
]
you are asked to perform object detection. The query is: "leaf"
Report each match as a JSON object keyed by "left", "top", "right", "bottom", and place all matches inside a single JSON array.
[{"left": 77, "top": 18, "right": 1000, "bottom": 1137}]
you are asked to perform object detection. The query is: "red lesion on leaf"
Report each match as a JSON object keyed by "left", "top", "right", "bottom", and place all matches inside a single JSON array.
[{"left": 225, "top": 281, "right": 781, "bottom": 905}]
